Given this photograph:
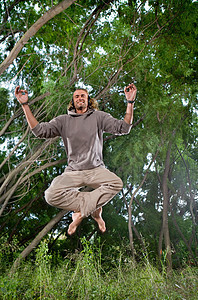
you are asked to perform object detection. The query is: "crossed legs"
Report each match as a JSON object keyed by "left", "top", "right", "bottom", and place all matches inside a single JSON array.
[{"left": 45, "top": 167, "right": 123, "bottom": 235}]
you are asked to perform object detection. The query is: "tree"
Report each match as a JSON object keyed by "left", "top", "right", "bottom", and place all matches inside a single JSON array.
[{"left": 0, "top": 0, "right": 197, "bottom": 269}]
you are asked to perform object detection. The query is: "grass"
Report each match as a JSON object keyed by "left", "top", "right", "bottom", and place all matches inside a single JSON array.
[{"left": 0, "top": 239, "right": 197, "bottom": 299}]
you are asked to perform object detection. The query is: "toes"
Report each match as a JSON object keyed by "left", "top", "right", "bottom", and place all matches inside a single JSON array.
[
  {"left": 68, "top": 212, "right": 83, "bottom": 236},
  {"left": 94, "top": 217, "right": 106, "bottom": 233},
  {"left": 67, "top": 223, "right": 76, "bottom": 236},
  {"left": 99, "top": 222, "right": 106, "bottom": 233}
]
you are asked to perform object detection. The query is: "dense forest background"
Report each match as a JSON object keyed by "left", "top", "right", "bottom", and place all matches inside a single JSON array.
[{"left": 0, "top": 0, "right": 197, "bottom": 289}]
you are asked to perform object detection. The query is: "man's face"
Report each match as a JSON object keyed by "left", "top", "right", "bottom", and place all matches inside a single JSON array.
[{"left": 73, "top": 90, "right": 88, "bottom": 113}]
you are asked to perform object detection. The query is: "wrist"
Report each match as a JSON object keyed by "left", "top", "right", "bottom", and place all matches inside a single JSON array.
[
  {"left": 127, "top": 100, "right": 135, "bottom": 104},
  {"left": 21, "top": 102, "right": 29, "bottom": 106}
]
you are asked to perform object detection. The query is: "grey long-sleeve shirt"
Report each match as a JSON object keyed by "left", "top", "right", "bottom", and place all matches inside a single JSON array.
[{"left": 32, "top": 109, "right": 132, "bottom": 171}]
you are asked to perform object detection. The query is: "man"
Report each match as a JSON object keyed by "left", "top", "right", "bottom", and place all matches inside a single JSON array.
[{"left": 15, "top": 83, "right": 137, "bottom": 235}]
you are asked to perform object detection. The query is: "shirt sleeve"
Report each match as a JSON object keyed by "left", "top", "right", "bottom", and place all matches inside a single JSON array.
[
  {"left": 32, "top": 116, "right": 64, "bottom": 138},
  {"left": 99, "top": 111, "right": 132, "bottom": 135}
]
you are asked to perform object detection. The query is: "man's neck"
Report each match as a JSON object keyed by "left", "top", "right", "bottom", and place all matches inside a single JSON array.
[{"left": 76, "top": 107, "right": 88, "bottom": 114}]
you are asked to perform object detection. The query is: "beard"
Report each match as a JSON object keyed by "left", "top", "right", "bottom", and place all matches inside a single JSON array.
[
  {"left": 77, "top": 104, "right": 84, "bottom": 111},
  {"left": 75, "top": 101, "right": 87, "bottom": 111}
]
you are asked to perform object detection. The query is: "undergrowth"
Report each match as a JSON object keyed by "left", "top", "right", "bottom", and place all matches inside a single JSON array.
[{"left": 0, "top": 238, "right": 197, "bottom": 299}]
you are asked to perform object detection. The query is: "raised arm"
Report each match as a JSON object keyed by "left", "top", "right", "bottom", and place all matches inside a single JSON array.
[
  {"left": 15, "top": 86, "right": 39, "bottom": 129},
  {"left": 124, "top": 83, "right": 137, "bottom": 125}
]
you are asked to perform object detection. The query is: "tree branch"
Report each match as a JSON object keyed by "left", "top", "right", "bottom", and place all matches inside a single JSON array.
[{"left": 0, "top": 0, "right": 77, "bottom": 75}]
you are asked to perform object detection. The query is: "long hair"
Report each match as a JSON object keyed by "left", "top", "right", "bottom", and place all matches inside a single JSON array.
[{"left": 68, "top": 88, "right": 99, "bottom": 111}]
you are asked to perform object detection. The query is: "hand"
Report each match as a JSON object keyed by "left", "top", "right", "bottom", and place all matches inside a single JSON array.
[
  {"left": 15, "top": 86, "right": 28, "bottom": 104},
  {"left": 124, "top": 83, "right": 137, "bottom": 102}
]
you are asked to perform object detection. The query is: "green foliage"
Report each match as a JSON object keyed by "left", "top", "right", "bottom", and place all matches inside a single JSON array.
[
  {"left": 0, "top": 0, "right": 197, "bottom": 271},
  {"left": 0, "top": 240, "right": 198, "bottom": 299},
  {"left": 0, "top": 235, "right": 25, "bottom": 273}
]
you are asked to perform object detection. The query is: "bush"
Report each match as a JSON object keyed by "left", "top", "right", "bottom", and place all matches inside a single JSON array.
[{"left": 0, "top": 239, "right": 197, "bottom": 299}]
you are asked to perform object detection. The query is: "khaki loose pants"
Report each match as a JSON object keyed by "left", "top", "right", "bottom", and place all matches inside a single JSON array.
[{"left": 45, "top": 166, "right": 123, "bottom": 217}]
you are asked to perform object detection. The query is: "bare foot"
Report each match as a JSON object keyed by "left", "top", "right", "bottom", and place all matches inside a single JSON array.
[
  {"left": 95, "top": 216, "right": 106, "bottom": 233},
  {"left": 68, "top": 212, "right": 83, "bottom": 235},
  {"left": 92, "top": 207, "right": 106, "bottom": 233}
]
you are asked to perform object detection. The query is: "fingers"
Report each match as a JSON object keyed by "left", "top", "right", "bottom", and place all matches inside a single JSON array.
[
  {"left": 15, "top": 86, "right": 28, "bottom": 105},
  {"left": 124, "top": 83, "right": 137, "bottom": 102},
  {"left": 22, "top": 90, "right": 28, "bottom": 95},
  {"left": 15, "top": 86, "right": 28, "bottom": 97},
  {"left": 128, "top": 83, "right": 136, "bottom": 90},
  {"left": 15, "top": 86, "right": 20, "bottom": 96},
  {"left": 124, "top": 83, "right": 137, "bottom": 92}
]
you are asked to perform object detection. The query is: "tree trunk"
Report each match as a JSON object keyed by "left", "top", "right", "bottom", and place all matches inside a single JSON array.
[
  {"left": 161, "top": 142, "right": 172, "bottom": 272},
  {"left": 128, "top": 202, "right": 136, "bottom": 259},
  {"left": 11, "top": 210, "right": 67, "bottom": 271}
]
